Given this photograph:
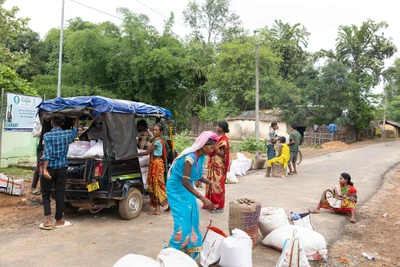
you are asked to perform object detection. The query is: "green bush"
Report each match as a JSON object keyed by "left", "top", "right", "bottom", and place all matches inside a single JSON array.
[
  {"left": 238, "top": 137, "right": 266, "bottom": 154},
  {"left": 173, "top": 131, "right": 194, "bottom": 153}
]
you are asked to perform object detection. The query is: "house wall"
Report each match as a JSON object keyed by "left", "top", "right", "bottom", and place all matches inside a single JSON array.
[
  {"left": 384, "top": 124, "right": 399, "bottom": 137},
  {"left": 1, "top": 129, "right": 37, "bottom": 168},
  {"left": 227, "top": 120, "right": 287, "bottom": 140}
]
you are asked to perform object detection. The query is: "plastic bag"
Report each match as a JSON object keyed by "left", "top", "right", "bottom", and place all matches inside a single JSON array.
[
  {"left": 157, "top": 248, "right": 198, "bottom": 267},
  {"left": 68, "top": 141, "right": 90, "bottom": 157},
  {"left": 200, "top": 226, "right": 227, "bottom": 267},
  {"left": 262, "top": 225, "right": 327, "bottom": 261},
  {"left": 113, "top": 254, "right": 160, "bottom": 267},
  {"left": 259, "top": 207, "right": 290, "bottom": 238},
  {"left": 276, "top": 230, "right": 310, "bottom": 267},
  {"left": 290, "top": 213, "right": 314, "bottom": 231},
  {"left": 83, "top": 140, "right": 104, "bottom": 158},
  {"left": 226, "top": 172, "right": 238, "bottom": 184},
  {"left": 219, "top": 229, "right": 253, "bottom": 267}
]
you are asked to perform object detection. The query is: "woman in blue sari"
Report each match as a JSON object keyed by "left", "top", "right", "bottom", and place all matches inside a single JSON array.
[{"left": 166, "top": 131, "right": 219, "bottom": 258}]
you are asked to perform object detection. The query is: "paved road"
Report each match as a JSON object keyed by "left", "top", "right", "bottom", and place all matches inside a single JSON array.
[{"left": 2, "top": 141, "right": 400, "bottom": 267}]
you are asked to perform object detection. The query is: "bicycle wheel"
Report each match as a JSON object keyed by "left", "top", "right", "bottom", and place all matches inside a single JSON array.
[{"left": 296, "top": 150, "right": 302, "bottom": 165}]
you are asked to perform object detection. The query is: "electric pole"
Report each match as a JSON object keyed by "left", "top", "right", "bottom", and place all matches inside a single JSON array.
[
  {"left": 57, "top": 0, "right": 65, "bottom": 97},
  {"left": 255, "top": 43, "right": 260, "bottom": 141}
]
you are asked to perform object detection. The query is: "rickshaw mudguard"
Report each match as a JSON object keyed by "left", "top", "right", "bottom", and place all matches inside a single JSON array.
[{"left": 121, "top": 179, "right": 144, "bottom": 199}]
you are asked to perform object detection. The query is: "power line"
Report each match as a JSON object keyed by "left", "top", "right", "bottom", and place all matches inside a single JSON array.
[
  {"left": 69, "top": 0, "right": 124, "bottom": 21},
  {"left": 135, "top": 0, "right": 186, "bottom": 28}
]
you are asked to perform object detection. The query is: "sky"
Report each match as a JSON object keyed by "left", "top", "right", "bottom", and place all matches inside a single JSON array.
[{"left": 4, "top": 0, "right": 400, "bottom": 93}]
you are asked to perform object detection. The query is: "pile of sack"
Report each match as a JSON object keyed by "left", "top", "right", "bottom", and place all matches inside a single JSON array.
[
  {"left": 258, "top": 207, "right": 328, "bottom": 265},
  {"left": 114, "top": 248, "right": 198, "bottom": 267},
  {"left": 230, "top": 153, "right": 252, "bottom": 176},
  {"left": 68, "top": 140, "right": 104, "bottom": 158},
  {"left": 138, "top": 150, "right": 150, "bottom": 190}
]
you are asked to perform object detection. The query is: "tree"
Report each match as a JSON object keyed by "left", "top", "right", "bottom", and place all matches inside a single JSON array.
[
  {"left": 0, "top": 0, "right": 30, "bottom": 70},
  {"left": 183, "top": 0, "right": 243, "bottom": 43},
  {"left": 319, "top": 20, "right": 397, "bottom": 138},
  {"left": 205, "top": 39, "right": 284, "bottom": 117},
  {"left": 0, "top": 64, "right": 37, "bottom": 95},
  {"left": 260, "top": 20, "right": 310, "bottom": 81}
]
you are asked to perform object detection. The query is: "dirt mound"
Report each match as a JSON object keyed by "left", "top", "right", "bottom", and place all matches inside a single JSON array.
[
  {"left": 321, "top": 141, "right": 350, "bottom": 150},
  {"left": 230, "top": 151, "right": 254, "bottom": 160}
]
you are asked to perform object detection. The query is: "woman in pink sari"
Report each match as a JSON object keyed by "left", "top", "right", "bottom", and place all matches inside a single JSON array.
[{"left": 204, "top": 121, "right": 230, "bottom": 213}]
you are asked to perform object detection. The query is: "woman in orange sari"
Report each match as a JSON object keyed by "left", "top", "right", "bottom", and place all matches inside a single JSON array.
[
  {"left": 138, "top": 124, "right": 168, "bottom": 215},
  {"left": 204, "top": 121, "right": 230, "bottom": 213},
  {"left": 310, "top": 173, "right": 357, "bottom": 223}
]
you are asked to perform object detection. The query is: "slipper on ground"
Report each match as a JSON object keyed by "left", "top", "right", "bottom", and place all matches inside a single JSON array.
[
  {"left": 55, "top": 221, "right": 72, "bottom": 228},
  {"left": 39, "top": 223, "right": 53, "bottom": 230}
]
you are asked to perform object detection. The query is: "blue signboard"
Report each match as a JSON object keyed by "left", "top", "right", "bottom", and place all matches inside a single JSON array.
[{"left": 5, "top": 93, "right": 42, "bottom": 131}]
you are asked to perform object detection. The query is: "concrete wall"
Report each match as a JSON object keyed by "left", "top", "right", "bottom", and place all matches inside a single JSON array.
[
  {"left": 227, "top": 120, "right": 287, "bottom": 140},
  {"left": 0, "top": 128, "right": 37, "bottom": 168}
]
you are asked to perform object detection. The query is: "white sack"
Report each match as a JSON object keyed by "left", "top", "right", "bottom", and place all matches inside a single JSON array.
[
  {"left": 276, "top": 238, "right": 310, "bottom": 267},
  {"left": 157, "top": 248, "right": 198, "bottom": 267},
  {"left": 226, "top": 172, "right": 238, "bottom": 184},
  {"left": 138, "top": 149, "right": 150, "bottom": 167},
  {"left": 68, "top": 141, "right": 90, "bottom": 157},
  {"left": 219, "top": 229, "right": 252, "bottom": 267},
  {"left": 259, "top": 207, "right": 290, "bottom": 238},
  {"left": 237, "top": 153, "right": 252, "bottom": 171},
  {"left": 113, "top": 254, "right": 160, "bottom": 267},
  {"left": 0, "top": 174, "right": 24, "bottom": 196},
  {"left": 262, "top": 225, "right": 327, "bottom": 261},
  {"left": 230, "top": 160, "right": 243, "bottom": 176},
  {"left": 83, "top": 140, "right": 104, "bottom": 158},
  {"left": 200, "top": 227, "right": 227, "bottom": 267},
  {"left": 291, "top": 214, "right": 314, "bottom": 231}
]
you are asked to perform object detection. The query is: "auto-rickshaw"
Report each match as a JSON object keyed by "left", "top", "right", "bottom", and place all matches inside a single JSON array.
[{"left": 37, "top": 96, "right": 174, "bottom": 219}]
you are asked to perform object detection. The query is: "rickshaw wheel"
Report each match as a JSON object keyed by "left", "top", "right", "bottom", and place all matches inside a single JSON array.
[{"left": 119, "top": 187, "right": 143, "bottom": 220}]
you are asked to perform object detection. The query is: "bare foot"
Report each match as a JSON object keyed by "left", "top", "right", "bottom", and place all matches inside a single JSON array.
[
  {"left": 147, "top": 211, "right": 161, "bottom": 215},
  {"left": 309, "top": 209, "right": 320, "bottom": 214},
  {"left": 350, "top": 218, "right": 356, "bottom": 223}
]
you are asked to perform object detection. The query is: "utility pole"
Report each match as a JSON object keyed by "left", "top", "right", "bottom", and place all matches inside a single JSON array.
[
  {"left": 57, "top": 0, "right": 65, "bottom": 97},
  {"left": 255, "top": 43, "right": 260, "bottom": 141},
  {"left": 383, "top": 86, "right": 387, "bottom": 136}
]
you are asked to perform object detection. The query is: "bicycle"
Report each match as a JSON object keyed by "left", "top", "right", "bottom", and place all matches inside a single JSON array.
[{"left": 296, "top": 149, "right": 302, "bottom": 165}]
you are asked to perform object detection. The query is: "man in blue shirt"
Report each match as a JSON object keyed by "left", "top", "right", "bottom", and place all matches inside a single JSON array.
[{"left": 40, "top": 114, "right": 79, "bottom": 230}]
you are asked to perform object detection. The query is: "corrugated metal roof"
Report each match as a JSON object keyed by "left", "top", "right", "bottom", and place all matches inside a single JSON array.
[
  {"left": 226, "top": 109, "right": 284, "bottom": 122},
  {"left": 386, "top": 120, "right": 400, "bottom": 128}
]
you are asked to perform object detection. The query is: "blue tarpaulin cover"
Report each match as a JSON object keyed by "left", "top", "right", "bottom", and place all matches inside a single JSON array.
[{"left": 38, "top": 96, "right": 172, "bottom": 118}]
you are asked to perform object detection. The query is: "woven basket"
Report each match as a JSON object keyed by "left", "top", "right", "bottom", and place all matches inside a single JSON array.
[{"left": 228, "top": 198, "right": 261, "bottom": 248}]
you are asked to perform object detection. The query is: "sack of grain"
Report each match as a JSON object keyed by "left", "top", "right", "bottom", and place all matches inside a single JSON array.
[
  {"left": 271, "top": 163, "right": 286, "bottom": 178},
  {"left": 228, "top": 198, "right": 262, "bottom": 248}
]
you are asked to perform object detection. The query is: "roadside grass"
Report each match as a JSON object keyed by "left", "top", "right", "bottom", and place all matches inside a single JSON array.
[{"left": 0, "top": 167, "right": 34, "bottom": 181}]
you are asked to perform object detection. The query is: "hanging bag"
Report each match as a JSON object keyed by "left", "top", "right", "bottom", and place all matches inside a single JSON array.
[{"left": 276, "top": 230, "right": 310, "bottom": 267}]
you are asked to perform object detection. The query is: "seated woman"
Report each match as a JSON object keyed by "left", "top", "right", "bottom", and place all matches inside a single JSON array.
[
  {"left": 265, "top": 136, "right": 290, "bottom": 177},
  {"left": 310, "top": 173, "right": 357, "bottom": 223}
]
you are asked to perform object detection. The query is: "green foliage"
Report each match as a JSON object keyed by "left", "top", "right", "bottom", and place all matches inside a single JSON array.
[
  {"left": 238, "top": 137, "right": 266, "bottom": 154},
  {"left": 0, "top": 64, "right": 37, "bottom": 95},
  {"left": 173, "top": 131, "right": 194, "bottom": 153},
  {"left": 183, "top": 0, "right": 243, "bottom": 43},
  {"left": 0, "top": 1, "right": 30, "bottom": 70}
]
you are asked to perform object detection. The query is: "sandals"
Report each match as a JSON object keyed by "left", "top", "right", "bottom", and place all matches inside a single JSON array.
[
  {"left": 54, "top": 221, "right": 73, "bottom": 228},
  {"left": 39, "top": 223, "right": 53, "bottom": 230}
]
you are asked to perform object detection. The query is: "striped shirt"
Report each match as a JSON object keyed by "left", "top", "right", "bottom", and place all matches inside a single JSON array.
[{"left": 44, "top": 127, "right": 78, "bottom": 169}]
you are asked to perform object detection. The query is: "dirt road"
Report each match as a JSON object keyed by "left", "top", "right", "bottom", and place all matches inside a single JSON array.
[{"left": 1, "top": 141, "right": 400, "bottom": 267}]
